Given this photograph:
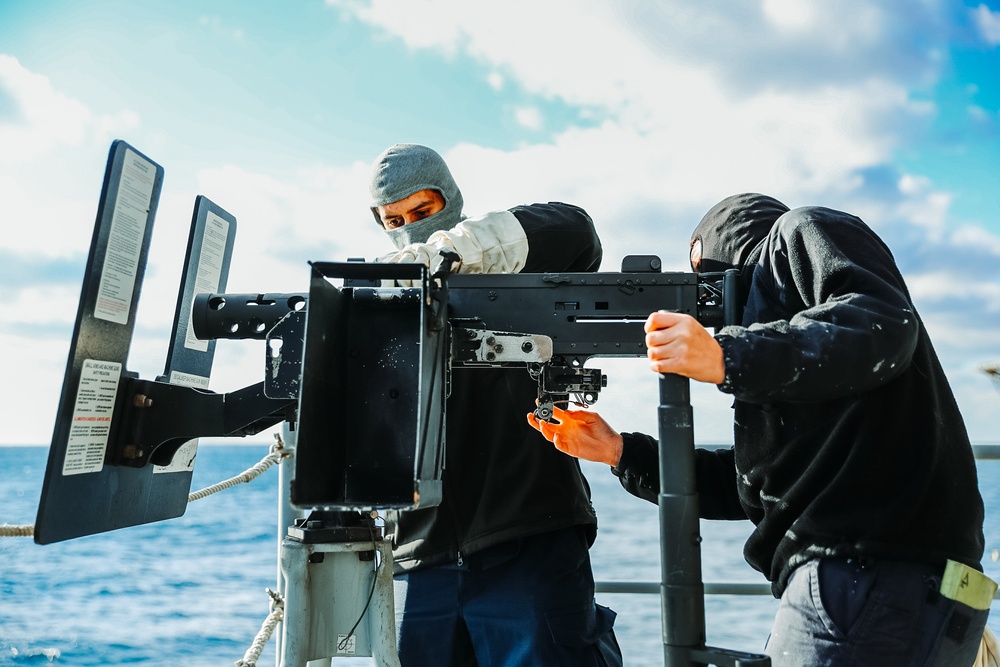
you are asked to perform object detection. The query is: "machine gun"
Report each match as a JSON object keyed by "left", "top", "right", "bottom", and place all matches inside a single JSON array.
[
  {"left": 34, "top": 140, "right": 768, "bottom": 666},
  {"left": 192, "top": 255, "right": 740, "bottom": 420},
  {"left": 186, "top": 255, "right": 742, "bottom": 510}
]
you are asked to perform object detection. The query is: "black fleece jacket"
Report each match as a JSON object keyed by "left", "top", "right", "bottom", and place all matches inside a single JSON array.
[
  {"left": 388, "top": 202, "right": 602, "bottom": 572},
  {"left": 615, "top": 203, "right": 985, "bottom": 597}
]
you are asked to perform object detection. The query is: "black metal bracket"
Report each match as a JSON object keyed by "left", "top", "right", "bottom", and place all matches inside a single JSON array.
[{"left": 109, "top": 377, "right": 293, "bottom": 468}]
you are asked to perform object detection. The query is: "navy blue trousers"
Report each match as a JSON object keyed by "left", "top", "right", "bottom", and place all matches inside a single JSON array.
[
  {"left": 766, "top": 557, "right": 990, "bottom": 666},
  {"left": 392, "top": 525, "right": 622, "bottom": 667}
]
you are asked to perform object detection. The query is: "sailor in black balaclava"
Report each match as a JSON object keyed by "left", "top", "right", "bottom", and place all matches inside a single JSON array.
[
  {"left": 688, "top": 193, "right": 789, "bottom": 297},
  {"left": 529, "top": 192, "right": 989, "bottom": 667}
]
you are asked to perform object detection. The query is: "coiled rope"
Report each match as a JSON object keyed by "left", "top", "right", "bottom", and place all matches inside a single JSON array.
[
  {"left": 235, "top": 588, "right": 285, "bottom": 667},
  {"left": 0, "top": 524, "right": 34, "bottom": 537}
]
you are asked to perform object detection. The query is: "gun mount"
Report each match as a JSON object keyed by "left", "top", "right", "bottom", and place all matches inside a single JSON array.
[{"left": 34, "top": 139, "right": 767, "bottom": 667}]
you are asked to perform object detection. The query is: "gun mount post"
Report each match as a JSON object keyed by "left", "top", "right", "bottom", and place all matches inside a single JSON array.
[
  {"left": 278, "top": 508, "right": 400, "bottom": 667},
  {"left": 657, "top": 374, "right": 770, "bottom": 666},
  {"left": 656, "top": 373, "right": 705, "bottom": 664}
]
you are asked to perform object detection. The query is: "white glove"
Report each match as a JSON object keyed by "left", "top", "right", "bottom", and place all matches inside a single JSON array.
[{"left": 377, "top": 210, "right": 529, "bottom": 284}]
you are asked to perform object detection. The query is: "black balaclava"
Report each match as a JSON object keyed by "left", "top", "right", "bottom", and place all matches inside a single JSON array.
[
  {"left": 691, "top": 193, "right": 789, "bottom": 293},
  {"left": 368, "top": 143, "right": 466, "bottom": 249}
]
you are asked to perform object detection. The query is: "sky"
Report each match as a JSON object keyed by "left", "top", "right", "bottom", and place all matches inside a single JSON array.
[{"left": 1, "top": 0, "right": 999, "bottom": 448}]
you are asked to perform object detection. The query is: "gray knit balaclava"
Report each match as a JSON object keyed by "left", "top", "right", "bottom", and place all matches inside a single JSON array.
[{"left": 368, "top": 143, "right": 465, "bottom": 249}]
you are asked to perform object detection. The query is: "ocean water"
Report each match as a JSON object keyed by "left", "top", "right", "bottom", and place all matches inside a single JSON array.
[{"left": 2, "top": 444, "right": 999, "bottom": 666}]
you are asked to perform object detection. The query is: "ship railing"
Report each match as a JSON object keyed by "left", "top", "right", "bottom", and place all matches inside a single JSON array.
[{"left": 594, "top": 444, "right": 1000, "bottom": 599}]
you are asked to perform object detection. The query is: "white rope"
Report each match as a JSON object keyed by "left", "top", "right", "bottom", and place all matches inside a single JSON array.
[
  {"left": 188, "top": 436, "right": 288, "bottom": 503},
  {"left": 235, "top": 588, "right": 284, "bottom": 667},
  {"left": 2, "top": 435, "right": 288, "bottom": 537}
]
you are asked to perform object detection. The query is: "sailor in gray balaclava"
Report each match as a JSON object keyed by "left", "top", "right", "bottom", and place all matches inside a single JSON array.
[
  {"left": 369, "top": 143, "right": 466, "bottom": 249},
  {"left": 367, "top": 143, "right": 529, "bottom": 276},
  {"left": 362, "top": 144, "right": 622, "bottom": 666}
]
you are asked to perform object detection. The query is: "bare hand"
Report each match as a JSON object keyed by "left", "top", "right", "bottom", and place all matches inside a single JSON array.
[
  {"left": 526, "top": 406, "right": 623, "bottom": 466},
  {"left": 644, "top": 310, "right": 725, "bottom": 384}
]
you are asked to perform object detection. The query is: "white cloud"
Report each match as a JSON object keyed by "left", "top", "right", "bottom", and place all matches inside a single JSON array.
[
  {"left": 192, "top": 161, "right": 387, "bottom": 292},
  {"left": 334, "top": 1, "right": 940, "bottom": 110},
  {"left": 513, "top": 106, "right": 543, "bottom": 131},
  {"left": 973, "top": 4, "right": 1000, "bottom": 45},
  {"left": 327, "top": 0, "right": 935, "bottom": 215},
  {"left": 0, "top": 56, "right": 141, "bottom": 259},
  {"left": 0, "top": 56, "right": 147, "bottom": 444},
  {"left": 898, "top": 173, "right": 933, "bottom": 195},
  {"left": 0, "top": 285, "right": 81, "bottom": 329},
  {"left": 968, "top": 104, "right": 991, "bottom": 122},
  {"left": 894, "top": 179, "right": 952, "bottom": 234},
  {"left": 197, "top": 15, "right": 246, "bottom": 42},
  {"left": 906, "top": 271, "right": 1000, "bottom": 314},
  {"left": 952, "top": 224, "right": 1000, "bottom": 256},
  {"left": 762, "top": 0, "right": 818, "bottom": 31},
  {"left": 0, "top": 55, "right": 137, "bottom": 165},
  {"left": 0, "top": 55, "right": 90, "bottom": 160}
]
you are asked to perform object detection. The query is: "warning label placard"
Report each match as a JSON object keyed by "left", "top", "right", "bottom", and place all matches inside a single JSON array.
[
  {"left": 184, "top": 210, "right": 231, "bottom": 352},
  {"left": 62, "top": 359, "right": 122, "bottom": 476},
  {"left": 94, "top": 148, "right": 155, "bottom": 325}
]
